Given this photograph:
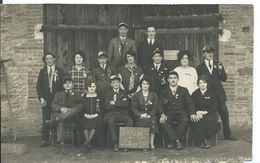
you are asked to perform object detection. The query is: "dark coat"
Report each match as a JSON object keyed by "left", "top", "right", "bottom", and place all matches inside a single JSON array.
[
  {"left": 107, "top": 36, "right": 136, "bottom": 67},
  {"left": 118, "top": 65, "right": 143, "bottom": 94},
  {"left": 131, "top": 91, "right": 158, "bottom": 118},
  {"left": 36, "top": 66, "right": 65, "bottom": 103},
  {"left": 137, "top": 39, "right": 164, "bottom": 67},
  {"left": 144, "top": 63, "right": 169, "bottom": 94},
  {"left": 196, "top": 61, "right": 227, "bottom": 102},
  {"left": 158, "top": 86, "right": 195, "bottom": 116},
  {"left": 104, "top": 88, "right": 130, "bottom": 122}
]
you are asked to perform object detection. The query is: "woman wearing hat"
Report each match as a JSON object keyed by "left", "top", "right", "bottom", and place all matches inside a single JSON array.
[
  {"left": 173, "top": 50, "right": 198, "bottom": 95},
  {"left": 68, "top": 50, "right": 93, "bottom": 95},
  {"left": 118, "top": 50, "right": 143, "bottom": 99}
]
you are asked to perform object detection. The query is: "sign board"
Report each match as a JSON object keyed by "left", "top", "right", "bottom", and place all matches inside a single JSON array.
[
  {"left": 164, "top": 50, "right": 179, "bottom": 61},
  {"left": 119, "top": 127, "right": 150, "bottom": 149}
]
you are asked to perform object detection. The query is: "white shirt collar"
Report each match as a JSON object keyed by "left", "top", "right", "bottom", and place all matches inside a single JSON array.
[
  {"left": 120, "top": 36, "right": 126, "bottom": 40},
  {"left": 154, "top": 62, "right": 161, "bottom": 69},
  {"left": 147, "top": 38, "right": 155, "bottom": 44},
  {"left": 47, "top": 65, "right": 55, "bottom": 73},
  {"left": 113, "top": 88, "right": 119, "bottom": 93},
  {"left": 170, "top": 85, "right": 178, "bottom": 92},
  {"left": 204, "top": 59, "right": 213, "bottom": 65},
  {"left": 100, "top": 64, "right": 106, "bottom": 69}
]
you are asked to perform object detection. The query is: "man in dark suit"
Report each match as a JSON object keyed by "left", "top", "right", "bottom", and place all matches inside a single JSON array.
[
  {"left": 107, "top": 23, "right": 136, "bottom": 69},
  {"left": 196, "top": 46, "right": 236, "bottom": 140},
  {"left": 104, "top": 75, "right": 133, "bottom": 152},
  {"left": 51, "top": 77, "right": 82, "bottom": 153},
  {"left": 144, "top": 49, "right": 169, "bottom": 94},
  {"left": 137, "top": 25, "right": 164, "bottom": 68},
  {"left": 36, "top": 52, "right": 65, "bottom": 147},
  {"left": 158, "top": 71, "right": 198, "bottom": 150}
]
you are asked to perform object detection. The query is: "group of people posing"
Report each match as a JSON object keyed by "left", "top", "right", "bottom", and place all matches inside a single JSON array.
[{"left": 36, "top": 22, "right": 236, "bottom": 154}]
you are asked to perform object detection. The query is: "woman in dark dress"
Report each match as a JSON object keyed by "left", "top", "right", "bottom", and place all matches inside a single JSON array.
[
  {"left": 118, "top": 50, "right": 143, "bottom": 99},
  {"left": 131, "top": 77, "right": 159, "bottom": 150},
  {"left": 191, "top": 75, "right": 219, "bottom": 149},
  {"left": 79, "top": 80, "right": 100, "bottom": 151}
]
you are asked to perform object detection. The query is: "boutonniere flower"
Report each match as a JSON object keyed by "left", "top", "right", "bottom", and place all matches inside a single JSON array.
[
  {"left": 146, "top": 101, "right": 153, "bottom": 105},
  {"left": 53, "top": 70, "right": 59, "bottom": 82},
  {"left": 151, "top": 68, "right": 154, "bottom": 71},
  {"left": 175, "top": 94, "right": 179, "bottom": 99}
]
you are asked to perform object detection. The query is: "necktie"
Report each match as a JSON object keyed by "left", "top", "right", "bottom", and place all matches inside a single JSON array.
[
  {"left": 172, "top": 89, "right": 176, "bottom": 96},
  {"left": 49, "top": 67, "right": 53, "bottom": 81},
  {"left": 208, "top": 61, "right": 212, "bottom": 69},
  {"left": 128, "top": 67, "right": 135, "bottom": 91},
  {"left": 156, "top": 65, "right": 159, "bottom": 71},
  {"left": 65, "top": 91, "right": 70, "bottom": 107},
  {"left": 149, "top": 40, "right": 152, "bottom": 46},
  {"left": 114, "top": 90, "right": 118, "bottom": 101}
]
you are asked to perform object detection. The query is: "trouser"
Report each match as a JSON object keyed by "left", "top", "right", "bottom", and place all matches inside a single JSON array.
[
  {"left": 41, "top": 106, "right": 51, "bottom": 142},
  {"left": 217, "top": 101, "right": 232, "bottom": 138},
  {"left": 162, "top": 112, "right": 189, "bottom": 141},
  {"left": 106, "top": 114, "right": 133, "bottom": 142},
  {"left": 56, "top": 109, "right": 79, "bottom": 142}
]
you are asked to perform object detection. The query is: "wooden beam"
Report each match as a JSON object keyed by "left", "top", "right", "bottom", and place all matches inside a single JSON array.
[
  {"left": 134, "top": 27, "right": 219, "bottom": 34},
  {"left": 143, "top": 14, "right": 221, "bottom": 21},
  {"left": 42, "top": 25, "right": 117, "bottom": 31}
]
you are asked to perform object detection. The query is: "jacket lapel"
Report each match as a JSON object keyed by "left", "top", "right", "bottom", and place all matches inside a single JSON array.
[{"left": 202, "top": 62, "right": 212, "bottom": 76}]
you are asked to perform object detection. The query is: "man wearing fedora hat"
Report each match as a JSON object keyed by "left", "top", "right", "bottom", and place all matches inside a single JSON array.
[
  {"left": 36, "top": 51, "right": 65, "bottom": 147},
  {"left": 50, "top": 77, "right": 82, "bottom": 153},
  {"left": 196, "top": 46, "right": 236, "bottom": 140},
  {"left": 107, "top": 22, "right": 136, "bottom": 69},
  {"left": 104, "top": 75, "right": 133, "bottom": 152}
]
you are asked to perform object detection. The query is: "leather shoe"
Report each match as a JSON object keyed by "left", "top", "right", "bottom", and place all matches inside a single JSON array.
[
  {"left": 175, "top": 140, "right": 183, "bottom": 150},
  {"left": 204, "top": 139, "right": 211, "bottom": 149},
  {"left": 113, "top": 143, "right": 119, "bottom": 152},
  {"left": 39, "top": 141, "right": 48, "bottom": 148}
]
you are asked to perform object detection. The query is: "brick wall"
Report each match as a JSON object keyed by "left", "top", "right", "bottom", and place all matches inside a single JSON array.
[
  {"left": 0, "top": 5, "right": 253, "bottom": 137},
  {"left": 1, "top": 4, "right": 44, "bottom": 138},
  {"left": 219, "top": 5, "right": 253, "bottom": 128}
]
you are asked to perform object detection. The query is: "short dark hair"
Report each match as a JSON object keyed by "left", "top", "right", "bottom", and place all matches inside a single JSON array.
[
  {"left": 146, "top": 25, "right": 156, "bottom": 31},
  {"left": 177, "top": 50, "right": 192, "bottom": 62},
  {"left": 152, "top": 48, "right": 163, "bottom": 57},
  {"left": 167, "top": 71, "right": 179, "bottom": 79},
  {"left": 125, "top": 50, "right": 137, "bottom": 63},
  {"left": 85, "top": 79, "right": 96, "bottom": 88},
  {"left": 197, "top": 75, "right": 210, "bottom": 88},
  {"left": 138, "top": 77, "right": 151, "bottom": 90},
  {"left": 73, "top": 50, "right": 85, "bottom": 62},
  {"left": 42, "top": 51, "right": 55, "bottom": 62}
]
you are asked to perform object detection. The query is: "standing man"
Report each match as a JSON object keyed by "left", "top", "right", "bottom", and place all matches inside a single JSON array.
[
  {"left": 158, "top": 71, "right": 198, "bottom": 150},
  {"left": 137, "top": 25, "right": 164, "bottom": 68},
  {"left": 36, "top": 52, "right": 65, "bottom": 147},
  {"left": 144, "top": 49, "right": 169, "bottom": 95},
  {"left": 107, "top": 22, "right": 136, "bottom": 69},
  {"left": 196, "top": 46, "right": 236, "bottom": 140}
]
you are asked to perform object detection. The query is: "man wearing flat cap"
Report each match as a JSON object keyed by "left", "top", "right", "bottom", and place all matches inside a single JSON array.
[
  {"left": 104, "top": 75, "right": 133, "bottom": 152},
  {"left": 107, "top": 22, "right": 136, "bottom": 69},
  {"left": 50, "top": 77, "right": 82, "bottom": 153},
  {"left": 144, "top": 48, "right": 169, "bottom": 95},
  {"left": 196, "top": 45, "right": 236, "bottom": 140},
  {"left": 36, "top": 51, "right": 65, "bottom": 147}
]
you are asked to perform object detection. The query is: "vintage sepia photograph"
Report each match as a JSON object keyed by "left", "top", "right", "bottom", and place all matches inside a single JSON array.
[{"left": 1, "top": 3, "right": 254, "bottom": 163}]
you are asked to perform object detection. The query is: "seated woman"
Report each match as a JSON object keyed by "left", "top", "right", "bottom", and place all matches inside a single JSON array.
[
  {"left": 191, "top": 75, "right": 219, "bottom": 149},
  {"left": 79, "top": 80, "right": 100, "bottom": 152},
  {"left": 131, "top": 77, "right": 159, "bottom": 150},
  {"left": 118, "top": 50, "right": 143, "bottom": 99}
]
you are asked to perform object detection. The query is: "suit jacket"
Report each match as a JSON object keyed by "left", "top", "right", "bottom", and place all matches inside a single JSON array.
[
  {"left": 158, "top": 86, "right": 195, "bottom": 116},
  {"left": 118, "top": 65, "right": 143, "bottom": 94},
  {"left": 36, "top": 66, "right": 65, "bottom": 103},
  {"left": 51, "top": 91, "right": 82, "bottom": 113},
  {"left": 191, "top": 88, "right": 217, "bottom": 117},
  {"left": 144, "top": 63, "right": 169, "bottom": 94},
  {"left": 131, "top": 91, "right": 158, "bottom": 118},
  {"left": 104, "top": 88, "right": 130, "bottom": 121},
  {"left": 196, "top": 61, "right": 227, "bottom": 102},
  {"left": 107, "top": 36, "right": 136, "bottom": 67},
  {"left": 137, "top": 39, "right": 164, "bottom": 67}
]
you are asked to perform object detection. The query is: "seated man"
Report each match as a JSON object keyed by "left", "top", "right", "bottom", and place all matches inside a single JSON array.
[
  {"left": 50, "top": 77, "right": 82, "bottom": 153},
  {"left": 158, "top": 71, "right": 199, "bottom": 150},
  {"left": 104, "top": 75, "right": 133, "bottom": 152}
]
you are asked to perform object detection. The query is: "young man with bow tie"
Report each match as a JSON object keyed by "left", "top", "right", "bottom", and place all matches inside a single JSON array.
[
  {"left": 107, "top": 22, "right": 136, "bottom": 69},
  {"left": 196, "top": 46, "right": 236, "bottom": 141},
  {"left": 137, "top": 25, "right": 164, "bottom": 68},
  {"left": 158, "top": 71, "right": 198, "bottom": 150},
  {"left": 36, "top": 52, "right": 65, "bottom": 147},
  {"left": 104, "top": 75, "right": 133, "bottom": 152}
]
